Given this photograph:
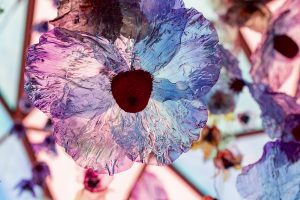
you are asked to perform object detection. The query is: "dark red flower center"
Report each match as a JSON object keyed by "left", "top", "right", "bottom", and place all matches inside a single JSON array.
[
  {"left": 292, "top": 123, "right": 300, "bottom": 141},
  {"left": 111, "top": 70, "right": 153, "bottom": 113},
  {"left": 273, "top": 34, "right": 299, "bottom": 58}
]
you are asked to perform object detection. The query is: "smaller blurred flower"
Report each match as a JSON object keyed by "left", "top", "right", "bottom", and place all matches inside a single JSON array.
[
  {"left": 15, "top": 179, "right": 36, "bottom": 197},
  {"left": 251, "top": 0, "right": 300, "bottom": 100},
  {"left": 10, "top": 122, "right": 26, "bottom": 138},
  {"left": 83, "top": 169, "right": 112, "bottom": 193},
  {"left": 33, "top": 21, "right": 49, "bottom": 33},
  {"left": 221, "top": 0, "right": 272, "bottom": 32},
  {"left": 33, "top": 135, "right": 57, "bottom": 155},
  {"left": 32, "top": 162, "right": 51, "bottom": 186},
  {"left": 19, "top": 95, "right": 33, "bottom": 115},
  {"left": 207, "top": 90, "right": 236, "bottom": 115},
  {"left": 214, "top": 149, "right": 242, "bottom": 170},
  {"left": 130, "top": 171, "right": 168, "bottom": 200},
  {"left": 193, "top": 126, "right": 221, "bottom": 160}
]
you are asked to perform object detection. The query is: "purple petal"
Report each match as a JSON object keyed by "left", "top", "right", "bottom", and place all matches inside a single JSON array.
[
  {"left": 53, "top": 109, "right": 134, "bottom": 175},
  {"left": 130, "top": 171, "right": 169, "bottom": 200},
  {"left": 136, "top": 8, "right": 220, "bottom": 98},
  {"left": 51, "top": 0, "right": 183, "bottom": 41},
  {"left": 140, "top": 0, "right": 184, "bottom": 21},
  {"left": 248, "top": 83, "right": 300, "bottom": 140},
  {"left": 112, "top": 99, "right": 207, "bottom": 165},
  {"left": 219, "top": 45, "right": 242, "bottom": 79},
  {"left": 251, "top": 0, "right": 300, "bottom": 99},
  {"left": 237, "top": 140, "right": 300, "bottom": 200},
  {"left": 25, "top": 28, "right": 127, "bottom": 117}
]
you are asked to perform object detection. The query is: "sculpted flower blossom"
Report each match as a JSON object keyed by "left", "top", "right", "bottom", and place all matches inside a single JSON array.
[
  {"left": 251, "top": 0, "right": 300, "bottom": 101},
  {"left": 25, "top": 1, "right": 221, "bottom": 174},
  {"left": 237, "top": 141, "right": 300, "bottom": 200}
]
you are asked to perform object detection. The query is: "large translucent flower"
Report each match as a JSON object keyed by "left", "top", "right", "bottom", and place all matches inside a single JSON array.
[
  {"left": 251, "top": 0, "right": 300, "bottom": 101},
  {"left": 51, "top": 0, "right": 184, "bottom": 41},
  {"left": 25, "top": 7, "right": 221, "bottom": 174},
  {"left": 248, "top": 83, "right": 300, "bottom": 142},
  {"left": 237, "top": 140, "right": 300, "bottom": 200}
]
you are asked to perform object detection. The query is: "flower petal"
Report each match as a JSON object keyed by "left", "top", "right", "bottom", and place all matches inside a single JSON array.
[
  {"left": 134, "top": 8, "right": 190, "bottom": 74},
  {"left": 140, "top": 0, "right": 184, "bottom": 21},
  {"left": 219, "top": 45, "right": 242, "bottom": 79},
  {"left": 53, "top": 108, "right": 133, "bottom": 175},
  {"left": 51, "top": 0, "right": 183, "bottom": 41},
  {"left": 111, "top": 99, "right": 208, "bottom": 165},
  {"left": 25, "top": 28, "right": 127, "bottom": 117},
  {"left": 140, "top": 8, "right": 221, "bottom": 97},
  {"left": 248, "top": 83, "right": 300, "bottom": 140},
  {"left": 151, "top": 78, "right": 193, "bottom": 102},
  {"left": 237, "top": 141, "right": 300, "bottom": 200},
  {"left": 130, "top": 171, "right": 168, "bottom": 200},
  {"left": 251, "top": 1, "right": 300, "bottom": 99}
]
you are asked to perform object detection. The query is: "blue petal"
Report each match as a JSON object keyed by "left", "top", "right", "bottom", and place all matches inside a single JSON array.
[
  {"left": 53, "top": 108, "right": 133, "bottom": 175},
  {"left": 152, "top": 78, "right": 193, "bottom": 102},
  {"left": 25, "top": 28, "right": 127, "bottom": 117},
  {"left": 150, "top": 8, "right": 221, "bottom": 97},
  {"left": 248, "top": 83, "right": 300, "bottom": 140},
  {"left": 111, "top": 99, "right": 208, "bottom": 165},
  {"left": 140, "top": 0, "right": 184, "bottom": 21},
  {"left": 134, "top": 8, "right": 189, "bottom": 74},
  {"left": 237, "top": 141, "right": 300, "bottom": 200}
]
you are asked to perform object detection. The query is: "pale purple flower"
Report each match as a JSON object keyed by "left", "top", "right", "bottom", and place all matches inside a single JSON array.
[
  {"left": 25, "top": 2, "right": 221, "bottom": 174},
  {"left": 251, "top": 0, "right": 300, "bottom": 101}
]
